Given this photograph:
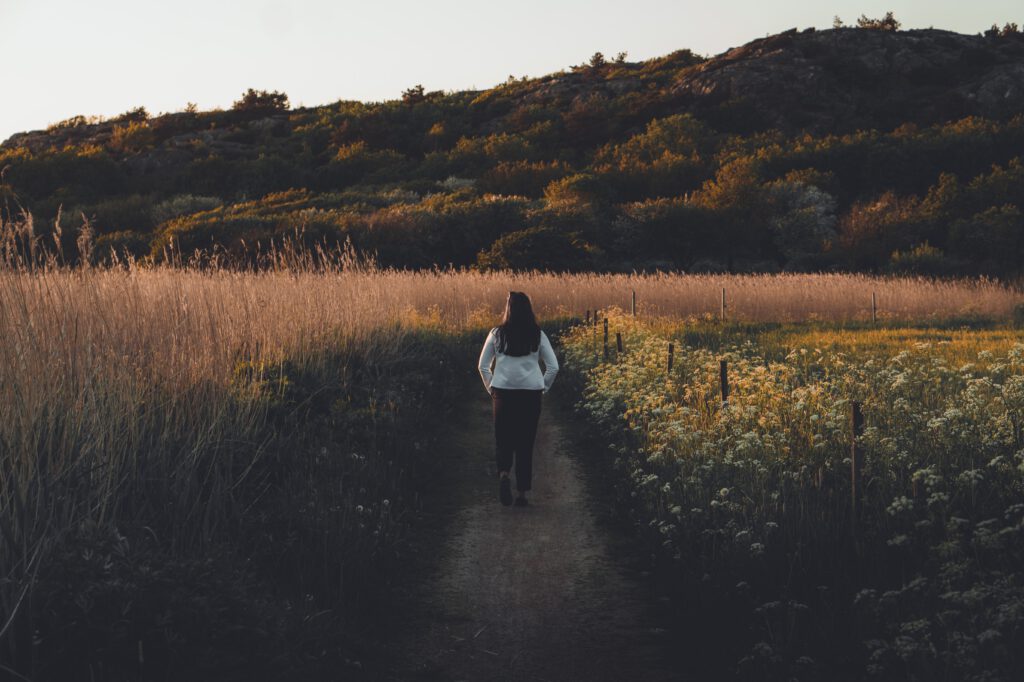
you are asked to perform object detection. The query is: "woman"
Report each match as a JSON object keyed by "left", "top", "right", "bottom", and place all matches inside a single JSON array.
[{"left": 477, "top": 291, "right": 559, "bottom": 507}]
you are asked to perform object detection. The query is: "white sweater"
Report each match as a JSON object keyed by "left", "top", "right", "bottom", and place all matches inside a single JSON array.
[{"left": 478, "top": 327, "right": 559, "bottom": 393}]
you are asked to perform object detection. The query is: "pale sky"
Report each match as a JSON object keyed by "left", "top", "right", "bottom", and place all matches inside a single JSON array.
[{"left": 2, "top": 0, "right": 1020, "bottom": 142}]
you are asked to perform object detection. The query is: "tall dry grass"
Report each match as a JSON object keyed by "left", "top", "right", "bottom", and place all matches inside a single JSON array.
[
  {"left": 0, "top": 205, "right": 1021, "bottom": 671},
  {"left": 0, "top": 265, "right": 423, "bottom": 670},
  {"left": 383, "top": 269, "right": 1022, "bottom": 324}
]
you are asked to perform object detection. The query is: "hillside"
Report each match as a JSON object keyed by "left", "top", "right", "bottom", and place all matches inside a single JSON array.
[{"left": 2, "top": 24, "right": 1024, "bottom": 276}]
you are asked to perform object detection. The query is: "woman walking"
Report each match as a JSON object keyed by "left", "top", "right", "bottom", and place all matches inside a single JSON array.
[{"left": 478, "top": 292, "right": 559, "bottom": 507}]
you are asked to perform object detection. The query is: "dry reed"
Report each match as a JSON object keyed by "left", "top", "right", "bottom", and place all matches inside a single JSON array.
[
  {"left": 345, "top": 269, "right": 1022, "bottom": 324},
  {"left": 0, "top": 258, "right": 1020, "bottom": 665}
]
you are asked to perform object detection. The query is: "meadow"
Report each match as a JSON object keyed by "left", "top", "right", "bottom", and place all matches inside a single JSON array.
[
  {"left": 564, "top": 310, "right": 1024, "bottom": 681},
  {"left": 0, "top": 252, "right": 1021, "bottom": 679}
]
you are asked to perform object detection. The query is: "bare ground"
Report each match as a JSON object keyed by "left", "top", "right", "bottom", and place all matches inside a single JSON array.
[{"left": 376, "top": 393, "right": 688, "bottom": 682}]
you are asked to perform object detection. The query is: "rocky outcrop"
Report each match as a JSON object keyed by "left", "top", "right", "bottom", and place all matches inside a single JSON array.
[
  {"left": 4, "top": 28, "right": 1024, "bottom": 151},
  {"left": 671, "top": 28, "right": 1024, "bottom": 131}
]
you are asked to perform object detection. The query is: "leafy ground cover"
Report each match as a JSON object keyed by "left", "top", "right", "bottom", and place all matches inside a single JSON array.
[{"left": 565, "top": 311, "right": 1024, "bottom": 681}]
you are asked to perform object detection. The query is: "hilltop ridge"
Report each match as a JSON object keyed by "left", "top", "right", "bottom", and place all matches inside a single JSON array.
[
  {"left": 2, "top": 25, "right": 1023, "bottom": 276},
  {"left": 7, "top": 25, "right": 1024, "bottom": 151}
]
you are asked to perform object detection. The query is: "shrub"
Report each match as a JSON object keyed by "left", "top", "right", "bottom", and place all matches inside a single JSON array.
[
  {"left": 478, "top": 160, "right": 570, "bottom": 197},
  {"left": 67, "top": 194, "right": 157, "bottom": 235},
  {"left": 151, "top": 194, "right": 224, "bottom": 225},
  {"left": 402, "top": 84, "right": 425, "bottom": 106},
  {"left": 948, "top": 205, "right": 1024, "bottom": 274},
  {"left": 232, "top": 88, "right": 289, "bottom": 112},
  {"left": 543, "top": 172, "right": 611, "bottom": 206},
  {"left": 94, "top": 230, "right": 152, "bottom": 261},
  {"left": 889, "top": 242, "right": 957, "bottom": 275},
  {"left": 856, "top": 11, "right": 901, "bottom": 31},
  {"left": 109, "top": 121, "right": 154, "bottom": 153},
  {"left": 475, "top": 226, "right": 593, "bottom": 271}
]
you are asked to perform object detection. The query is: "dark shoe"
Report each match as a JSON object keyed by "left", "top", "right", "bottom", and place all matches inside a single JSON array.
[
  {"left": 514, "top": 496, "right": 528, "bottom": 507},
  {"left": 499, "top": 477, "right": 512, "bottom": 506}
]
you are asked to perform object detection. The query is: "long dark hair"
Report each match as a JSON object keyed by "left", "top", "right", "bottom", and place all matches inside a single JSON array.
[{"left": 496, "top": 291, "right": 540, "bottom": 356}]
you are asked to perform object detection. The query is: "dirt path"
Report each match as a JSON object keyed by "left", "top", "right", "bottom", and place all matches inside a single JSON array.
[{"left": 381, "top": 393, "right": 685, "bottom": 682}]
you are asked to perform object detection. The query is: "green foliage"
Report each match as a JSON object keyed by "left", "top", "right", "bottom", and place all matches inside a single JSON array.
[
  {"left": 543, "top": 172, "right": 612, "bottom": 205},
  {"left": 889, "top": 241, "right": 958, "bottom": 276},
  {"left": 56, "top": 194, "right": 153, "bottom": 237},
  {"left": 948, "top": 205, "right": 1024, "bottom": 273},
  {"left": 475, "top": 226, "right": 592, "bottom": 271},
  {"left": 3, "top": 30, "right": 1024, "bottom": 274},
  {"left": 109, "top": 121, "right": 154, "bottom": 153},
  {"left": 612, "top": 197, "right": 714, "bottom": 267},
  {"left": 232, "top": 88, "right": 290, "bottom": 112},
  {"left": 478, "top": 160, "right": 571, "bottom": 197},
  {"left": 94, "top": 229, "right": 150, "bottom": 261},
  {"left": 856, "top": 11, "right": 901, "bottom": 31},
  {"left": 766, "top": 180, "right": 838, "bottom": 266},
  {"left": 985, "top": 22, "right": 1021, "bottom": 38},
  {"left": 596, "top": 113, "right": 713, "bottom": 166},
  {"left": 151, "top": 194, "right": 224, "bottom": 224},
  {"left": 565, "top": 313, "right": 1024, "bottom": 680},
  {"left": 17, "top": 325, "right": 466, "bottom": 679},
  {"left": 115, "top": 106, "right": 150, "bottom": 123},
  {"left": 402, "top": 84, "right": 426, "bottom": 105}
]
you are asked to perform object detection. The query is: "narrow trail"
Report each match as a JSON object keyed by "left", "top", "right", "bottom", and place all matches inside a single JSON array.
[{"left": 382, "top": 393, "right": 685, "bottom": 682}]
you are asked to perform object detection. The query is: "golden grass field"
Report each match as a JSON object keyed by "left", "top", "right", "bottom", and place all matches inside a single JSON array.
[
  {"left": 2, "top": 266, "right": 1020, "bottom": 424},
  {"left": 3, "top": 266, "right": 1018, "bottom": 408},
  {"left": 0, "top": 261, "right": 1021, "bottom": 674}
]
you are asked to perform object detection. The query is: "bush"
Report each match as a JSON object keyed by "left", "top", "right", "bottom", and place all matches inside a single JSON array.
[
  {"left": 889, "top": 242, "right": 958, "bottom": 276},
  {"left": 856, "top": 11, "right": 901, "bottom": 31},
  {"left": 151, "top": 194, "right": 224, "bottom": 225},
  {"left": 948, "top": 205, "right": 1024, "bottom": 275},
  {"left": 475, "top": 226, "right": 593, "bottom": 271},
  {"left": 478, "top": 160, "right": 570, "bottom": 197},
  {"left": 232, "top": 88, "right": 289, "bottom": 113},
  {"left": 94, "top": 230, "right": 151, "bottom": 261},
  {"left": 72, "top": 194, "right": 157, "bottom": 235}
]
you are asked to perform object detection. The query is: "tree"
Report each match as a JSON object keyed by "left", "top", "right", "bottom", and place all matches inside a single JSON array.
[
  {"left": 614, "top": 51, "right": 628, "bottom": 64},
  {"left": 833, "top": 16, "right": 844, "bottom": 29},
  {"left": 889, "top": 242, "right": 954, "bottom": 275},
  {"left": 115, "top": 106, "right": 149, "bottom": 123},
  {"left": 475, "top": 226, "right": 592, "bottom": 271},
  {"left": 543, "top": 173, "right": 610, "bottom": 206},
  {"left": 948, "top": 205, "right": 1023, "bottom": 273},
  {"left": 689, "top": 156, "right": 770, "bottom": 270},
  {"left": 985, "top": 22, "right": 1019, "bottom": 38},
  {"left": 232, "top": 88, "right": 290, "bottom": 112},
  {"left": 856, "top": 12, "right": 900, "bottom": 31},
  {"left": 598, "top": 113, "right": 712, "bottom": 165},
  {"left": 402, "top": 84, "right": 426, "bottom": 106},
  {"left": 766, "top": 180, "right": 838, "bottom": 266},
  {"left": 588, "top": 52, "right": 607, "bottom": 69}
]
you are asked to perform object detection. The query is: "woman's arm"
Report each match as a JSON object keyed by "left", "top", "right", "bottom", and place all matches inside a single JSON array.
[
  {"left": 539, "top": 330, "right": 559, "bottom": 393},
  {"left": 478, "top": 329, "right": 496, "bottom": 393}
]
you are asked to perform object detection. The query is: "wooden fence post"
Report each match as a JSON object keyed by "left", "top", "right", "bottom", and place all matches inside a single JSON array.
[
  {"left": 585, "top": 309, "right": 591, "bottom": 325},
  {"left": 631, "top": 290, "right": 636, "bottom": 317},
  {"left": 720, "top": 360, "right": 729, "bottom": 407},
  {"left": 721, "top": 287, "right": 727, "bottom": 322},
  {"left": 871, "top": 292, "right": 877, "bottom": 325},
  {"left": 667, "top": 343, "right": 674, "bottom": 375},
  {"left": 616, "top": 332, "right": 623, "bottom": 354},
  {"left": 851, "top": 401, "right": 864, "bottom": 527},
  {"left": 603, "top": 318, "right": 609, "bottom": 360}
]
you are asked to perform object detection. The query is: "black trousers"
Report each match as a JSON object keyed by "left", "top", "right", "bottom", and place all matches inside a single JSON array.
[{"left": 491, "top": 388, "right": 543, "bottom": 492}]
